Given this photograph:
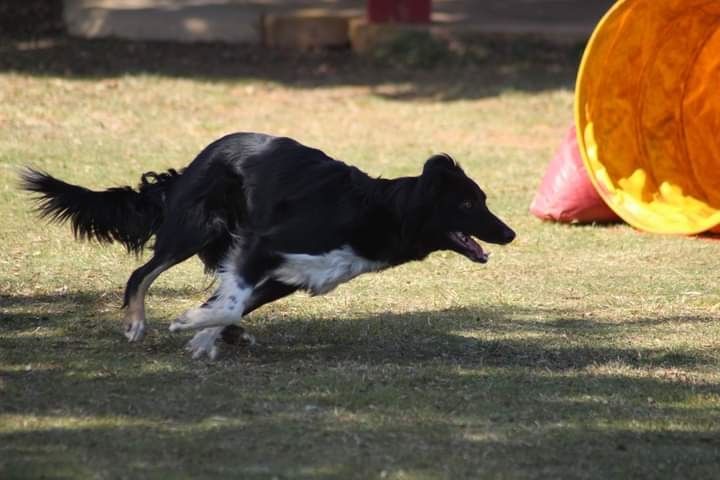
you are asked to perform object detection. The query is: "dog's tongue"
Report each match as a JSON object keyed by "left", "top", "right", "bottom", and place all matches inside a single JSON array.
[
  {"left": 464, "top": 237, "right": 488, "bottom": 263},
  {"left": 450, "top": 232, "right": 489, "bottom": 263}
]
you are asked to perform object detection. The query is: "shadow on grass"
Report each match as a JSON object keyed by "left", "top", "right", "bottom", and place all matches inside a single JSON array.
[
  {"left": 1, "top": 412, "right": 718, "bottom": 479},
  {"left": 2, "top": 291, "right": 718, "bottom": 478},
  {"left": 2, "top": 289, "right": 716, "bottom": 370},
  {"left": 0, "top": 34, "right": 579, "bottom": 102}
]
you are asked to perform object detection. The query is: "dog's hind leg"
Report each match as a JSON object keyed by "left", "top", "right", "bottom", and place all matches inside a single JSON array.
[
  {"left": 184, "top": 279, "right": 297, "bottom": 359},
  {"left": 123, "top": 218, "right": 214, "bottom": 342},
  {"left": 123, "top": 255, "right": 175, "bottom": 342}
]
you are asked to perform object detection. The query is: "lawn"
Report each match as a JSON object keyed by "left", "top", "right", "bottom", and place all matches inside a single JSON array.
[{"left": 1, "top": 36, "right": 719, "bottom": 479}]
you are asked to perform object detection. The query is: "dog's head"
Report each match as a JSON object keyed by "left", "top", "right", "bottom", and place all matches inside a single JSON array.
[{"left": 407, "top": 154, "right": 515, "bottom": 263}]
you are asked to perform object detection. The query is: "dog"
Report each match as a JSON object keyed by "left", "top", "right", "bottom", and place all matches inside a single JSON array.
[{"left": 21, "top": 132, "right": 515, "bottom": 359}]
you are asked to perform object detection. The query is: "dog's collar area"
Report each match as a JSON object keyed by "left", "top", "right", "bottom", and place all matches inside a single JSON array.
[{"left": 448, "top": 231, "right": 489, "bottom": 263}]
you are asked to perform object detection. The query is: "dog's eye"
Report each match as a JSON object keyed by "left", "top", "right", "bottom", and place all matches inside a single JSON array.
[{"left": 459, "top": 200, "right": 473, "bottom": 210}]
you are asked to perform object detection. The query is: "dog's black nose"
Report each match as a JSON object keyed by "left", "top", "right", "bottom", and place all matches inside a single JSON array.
[{"left": 501, "top": 228, "right": 516, "bottom": 244}]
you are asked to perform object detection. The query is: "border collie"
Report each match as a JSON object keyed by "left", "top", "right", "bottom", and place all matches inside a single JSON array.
[{"left": 21, "top": 133, "right": 515, "bottom": 359}]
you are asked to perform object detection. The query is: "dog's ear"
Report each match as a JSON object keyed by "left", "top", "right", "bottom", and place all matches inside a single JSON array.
[
  {"left": 422, "top": 153, "right": 457, "bottom": 175},
  {"left": 420, "top": 153, "right": 460, "bottom": 198}
]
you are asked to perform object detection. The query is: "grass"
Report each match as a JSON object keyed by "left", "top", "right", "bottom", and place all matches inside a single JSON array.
[{"left": 1, "top": 36, "right": 719, "bottom": 479}]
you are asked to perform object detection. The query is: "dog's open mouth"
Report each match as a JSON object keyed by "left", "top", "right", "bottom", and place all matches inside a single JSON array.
[{"left": 448, "top": 232, "right": 489, "bottom": 263}]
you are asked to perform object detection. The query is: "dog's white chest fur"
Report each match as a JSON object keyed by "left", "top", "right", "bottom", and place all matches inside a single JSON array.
[{"left": 273, "top": 246, "right": 388, "bottom": 295}]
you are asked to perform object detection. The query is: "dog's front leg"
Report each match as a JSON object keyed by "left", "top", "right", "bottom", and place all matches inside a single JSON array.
[
  {"left": 179, "top": 287, "right": 256, "bottom": 360},
  {"left": 171, "top": 239, "right": 276, "bottom": 334}
]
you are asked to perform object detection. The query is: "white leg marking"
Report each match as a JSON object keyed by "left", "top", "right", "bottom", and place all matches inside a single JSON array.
[
  {"left": 170, "top": 306, "right": 243, "bottom": 331},
  {"left": 185, "top": 327, "right": 257, "bottom": 361},
  {"left": 186, "top": 327, "right": 223, "bottom": 360},
  {"left": 124, "top": 263, "right": 168, "bottom": 342}
]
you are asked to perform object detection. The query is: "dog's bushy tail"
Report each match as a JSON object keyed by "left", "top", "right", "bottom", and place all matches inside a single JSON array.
[{"left": 20, "top": 168, "right": 182, "bottom": 254}]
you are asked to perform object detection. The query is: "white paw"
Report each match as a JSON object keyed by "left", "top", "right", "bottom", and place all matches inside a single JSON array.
[
  {"left": 124, "top": 321, "right": 145, "bottom": 342},
  {"left": 186, "top": 328, "right": 222, "bottom": 360}
]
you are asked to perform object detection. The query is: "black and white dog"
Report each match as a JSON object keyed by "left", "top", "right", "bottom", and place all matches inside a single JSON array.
[{"left": 22, "top": 133, "right": 515, "bottom": 359}]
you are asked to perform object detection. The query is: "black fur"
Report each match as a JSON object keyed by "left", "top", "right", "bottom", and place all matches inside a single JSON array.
[
  {"left": 22, "top": 132, "right": 515, "bottom": 344},
  {"left": 20, "top": 167, "right": 182, "bottom": 254}
]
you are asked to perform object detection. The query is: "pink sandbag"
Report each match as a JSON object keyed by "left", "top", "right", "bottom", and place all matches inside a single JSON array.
[{"left": 530, "top": 125, "right": 620, "bottom": 223}]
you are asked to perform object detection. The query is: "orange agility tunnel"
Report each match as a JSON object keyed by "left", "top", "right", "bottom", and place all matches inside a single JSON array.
[{"left": 575, "top": 0, "right": 720, "bottom": 234}]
